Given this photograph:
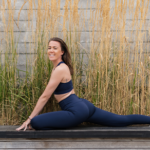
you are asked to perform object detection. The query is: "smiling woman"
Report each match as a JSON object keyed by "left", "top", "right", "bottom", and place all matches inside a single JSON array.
[
  {"left": 48, "top": 37, "right": 74, "bottom": 75},
  {"left": 47, "top": 38, "right": 75, "bottom": 102},
  {"left": 47, "top": 41, "right": 64, "bottom": 63},
  {"left": 16, "top": 37, "right": 150, "bottom": 131}
]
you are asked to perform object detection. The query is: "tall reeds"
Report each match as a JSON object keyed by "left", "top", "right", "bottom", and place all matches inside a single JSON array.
[{"left": 0, "top": 0, "right": 150, "bottom": 125}]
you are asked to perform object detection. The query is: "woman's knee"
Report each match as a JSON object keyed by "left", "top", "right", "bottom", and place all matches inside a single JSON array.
[{"left": 30, "top": 117, "right": 40, "bottom": 130}]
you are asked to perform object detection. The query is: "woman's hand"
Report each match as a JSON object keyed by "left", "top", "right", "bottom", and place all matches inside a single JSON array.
[{"left": 16, "top": 118, "right": 31, "bottom": 131}]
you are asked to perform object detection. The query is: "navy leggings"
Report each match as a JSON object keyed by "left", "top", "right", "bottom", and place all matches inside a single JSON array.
[{"left": 30, "top": 94, "right": 150, "bottom": 130}]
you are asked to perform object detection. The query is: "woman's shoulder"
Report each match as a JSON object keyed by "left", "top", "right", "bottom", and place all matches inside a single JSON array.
[
  {"left": 51, "top": 62, "right": 71, "bottom": 82},
  {"left": 55, "top": 62, "right": 69, "bottom": 73}
]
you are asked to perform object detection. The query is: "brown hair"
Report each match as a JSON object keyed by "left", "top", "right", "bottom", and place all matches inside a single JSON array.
[{"left": 48, "top": 37, "right": 73, "bottom": 75}]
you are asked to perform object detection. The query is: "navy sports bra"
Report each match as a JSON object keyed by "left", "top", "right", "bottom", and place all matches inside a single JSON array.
[{"left": 54, "top": 61, "right": 73, "bottom": 95}]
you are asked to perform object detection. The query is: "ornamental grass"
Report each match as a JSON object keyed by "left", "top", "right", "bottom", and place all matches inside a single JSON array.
[{"left": 0, "top": 0, "right": 150, "bottom": 125}]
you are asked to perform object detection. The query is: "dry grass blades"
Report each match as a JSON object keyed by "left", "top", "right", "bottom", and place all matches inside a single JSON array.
[{"left": 0, "top": 0, "right": 150, "bottom": 125}]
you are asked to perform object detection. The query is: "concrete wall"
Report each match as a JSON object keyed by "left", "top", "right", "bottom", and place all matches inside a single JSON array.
[{"left": 0, "top": 0, "right": 150, "bottom": 77}]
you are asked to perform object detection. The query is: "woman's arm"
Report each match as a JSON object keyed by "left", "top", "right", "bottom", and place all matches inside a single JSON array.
[{"left": 16, "top": 66, "right": 64, "bottom": 131}]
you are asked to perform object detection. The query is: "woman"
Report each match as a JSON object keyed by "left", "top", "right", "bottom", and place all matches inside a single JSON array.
[{"left": 16, "top": 37, "right": 150, "bottom": 131}]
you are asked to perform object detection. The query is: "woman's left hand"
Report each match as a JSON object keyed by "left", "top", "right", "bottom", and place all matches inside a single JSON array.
[{"left": 16, "top": 118, "right": 31, "bottom": 131}]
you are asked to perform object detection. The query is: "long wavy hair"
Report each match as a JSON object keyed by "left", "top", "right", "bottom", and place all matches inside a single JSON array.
[{"left": 48, "top": 37, "right": 73, "bottom": 75}]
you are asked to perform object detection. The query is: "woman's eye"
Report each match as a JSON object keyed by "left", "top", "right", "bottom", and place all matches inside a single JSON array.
[{"left": 48, "top": 47, "right": 57, "bottom": 50}]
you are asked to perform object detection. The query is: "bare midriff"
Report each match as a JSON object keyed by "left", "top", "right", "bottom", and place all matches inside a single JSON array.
[{"left": 54, "top": 89, "right": 75, "bottom": 103}]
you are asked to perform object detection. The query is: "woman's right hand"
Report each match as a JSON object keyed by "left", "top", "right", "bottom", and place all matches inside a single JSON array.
[{"left": 16, "top": 118, "right": 31, "bottom": 131}]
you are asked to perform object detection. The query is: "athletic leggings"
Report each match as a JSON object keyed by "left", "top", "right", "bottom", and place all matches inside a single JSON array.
[{"left": 30, "top": 94, "right": 150, "bottom": 130}]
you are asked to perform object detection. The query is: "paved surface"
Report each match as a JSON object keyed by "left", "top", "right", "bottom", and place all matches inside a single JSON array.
[{"left": 1, "top": 138, "right": 150, "bottom": 149}]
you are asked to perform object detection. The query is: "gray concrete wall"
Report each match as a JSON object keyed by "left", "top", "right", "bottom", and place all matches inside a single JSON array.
[{"left": 0, "top": 0, "right": 150, "bottom": 77}]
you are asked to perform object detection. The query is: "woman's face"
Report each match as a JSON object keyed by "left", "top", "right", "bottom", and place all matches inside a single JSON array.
[{"left": 47, "top": 41, "right": 64, "bottom": 61}]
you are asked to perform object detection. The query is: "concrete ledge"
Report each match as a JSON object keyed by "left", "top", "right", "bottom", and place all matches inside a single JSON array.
[{"left": 1, "top": 125, "right": 150, "bottom": 139}]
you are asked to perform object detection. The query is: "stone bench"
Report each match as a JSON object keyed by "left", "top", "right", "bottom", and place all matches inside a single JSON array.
[
  {"left": 1, "top": 125, "right": 150, "bottom": 149},
  {"left": 1, "top": 125, "right": 150, "bottom": 139}
]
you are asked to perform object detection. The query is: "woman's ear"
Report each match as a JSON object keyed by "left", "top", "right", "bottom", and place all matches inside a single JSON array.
[{"left": 61, "top": 51, "right": 64, "bottom": 55}]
